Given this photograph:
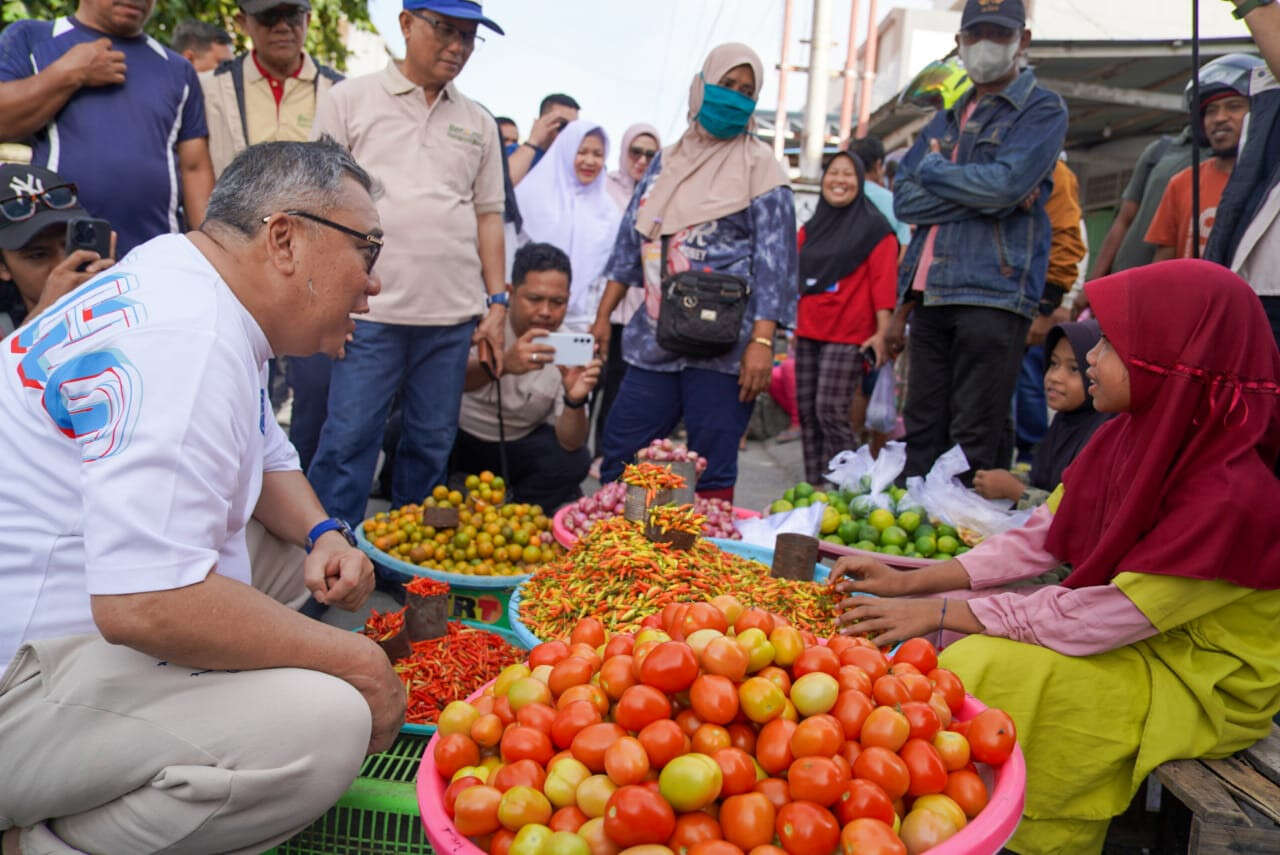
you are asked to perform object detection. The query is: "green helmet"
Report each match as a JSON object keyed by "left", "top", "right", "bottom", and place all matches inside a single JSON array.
[{"left": 899, "top": 59, "right": 974, "bottom": 111}]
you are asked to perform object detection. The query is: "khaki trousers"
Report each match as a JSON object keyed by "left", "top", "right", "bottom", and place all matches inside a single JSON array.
[{"left": 0, "top": 522, "right": 369, "bottom": 854}]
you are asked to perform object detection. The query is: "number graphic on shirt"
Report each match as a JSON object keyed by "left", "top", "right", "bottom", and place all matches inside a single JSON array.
[{"left": 9, "top": 273, "right": 147, "bottom": 461}]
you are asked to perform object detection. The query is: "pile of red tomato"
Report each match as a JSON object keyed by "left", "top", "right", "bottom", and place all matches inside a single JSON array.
[{"left": 431, "top": 596, "right": 1017, "bottom": 855}]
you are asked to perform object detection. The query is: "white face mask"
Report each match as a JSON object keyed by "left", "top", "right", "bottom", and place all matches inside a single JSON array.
[{"left": 959, "top": 38, "right": 1021, "bottom": 84}]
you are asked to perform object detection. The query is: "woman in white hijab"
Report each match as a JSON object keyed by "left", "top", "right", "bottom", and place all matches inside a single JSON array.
[{"left": 515, "top": 120, "right": 622, "bottom": 332}]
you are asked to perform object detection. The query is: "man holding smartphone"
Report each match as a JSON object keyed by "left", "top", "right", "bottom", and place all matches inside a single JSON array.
[
  {"left": 454, "top": 242, "right": 602, "bottom": 511},
  {"left": 0, "top": 164, "right": 116, "bottom": 335}
]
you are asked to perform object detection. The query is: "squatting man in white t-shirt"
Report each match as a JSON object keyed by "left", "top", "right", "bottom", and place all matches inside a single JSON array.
[{"left": 0, "top": 138, "right": 406, "bottom": 855}]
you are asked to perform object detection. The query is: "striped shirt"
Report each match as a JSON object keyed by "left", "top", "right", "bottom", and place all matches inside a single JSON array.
[{"left": 0, "top": 16, "right": 207, "bottom": 255}]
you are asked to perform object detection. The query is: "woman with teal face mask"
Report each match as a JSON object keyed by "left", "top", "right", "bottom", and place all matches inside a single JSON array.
[{"left": 591, "top": 43, "right": 797, "bottom": 503}]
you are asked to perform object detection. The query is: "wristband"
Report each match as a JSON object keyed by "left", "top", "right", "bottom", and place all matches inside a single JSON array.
[
  {"left": 935, "top": 597, "right": 949, "bottom": 648},
  {"left": 522, "top": 141, "right": 544, "bottom": 155},
  {"left": 563, "top": 393, "right": 587, "bottom": 409},
  {"left": 751, "top": 337, "right": 773, "bottom": 350},
  {"left": 1234, "top": 0, "right": 1274, "bottom": 20},
  {"left": 305, "top": 517, "right": 356, "bottom": 553},
  {"left": 485, "top": 292, "right": 509, "bottom": 309}
]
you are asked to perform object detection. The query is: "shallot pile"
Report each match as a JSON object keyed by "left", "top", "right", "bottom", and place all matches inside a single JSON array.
[
  {"left": 636, "top": 438, "right": 709, "bottom": 474},
  {"left": 559, "top": 482, "right": 741, "bottom": 541}
]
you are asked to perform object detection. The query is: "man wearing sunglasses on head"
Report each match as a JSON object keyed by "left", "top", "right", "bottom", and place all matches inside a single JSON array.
[
  {"left": 308, "top": 0, "right": 510, "bottom": 531},
  {"left": 0, "top": 164, "right": 117, "bottom": 336},
  {"left": 0, "top": 0, "right": 215, "bottom": 258}
]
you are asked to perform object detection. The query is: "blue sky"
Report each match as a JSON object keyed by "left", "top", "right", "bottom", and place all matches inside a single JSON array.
[{"left": 366, "top": 0, "right": 926, "bottom": 159}]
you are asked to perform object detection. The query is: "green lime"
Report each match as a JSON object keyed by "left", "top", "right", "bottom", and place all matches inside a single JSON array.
[
  {"left": 854, "top": 540, "right": 878, "bottom": 552},
  {"left": 857, "top": 524, "right": 881, "bottom": 545},
  {"left": 811, "top": 490, "right": 829, "bottom": 504},
  {"left": 915, "top": 523, "right": 936, "bottom": 540},
  {"left": 769, "top": 499, "right": 794, "bottom": 514},
  {"left": 881, "top": 544, "right": 904, "bottom": 556},
  {"left": 955, "top": 545, "right": 970, "bottom": 555},
  {"left": 890, "top": 486, "right": 907, "bottom": 504},
  {"left": 783, "top": 488, "right": 796, "bottom": 503},
  {"left": 794, "top": 498, "right": 811, "bottom": 508},
  {"left": 794, "top": 482, "right": 815, "bottom": 499},
  {"left": 937, "top": 524, "right": 958, "bottom": 540},
  {"left": 880, "top": 525, "right": 908, "bottom": 547},
  {"left": 834, "top": 500, "right": 849, "bottom": 515},
  {"left": 823, "top": 535, "right": 843, "bottom": 544},
  {"left": 837, "top": 519, "right": 860, "bottom": 543},
  {"left": 915, "top": 535, "right": 937, "bottom": 557},
  {"left": 896, "top": 510, "right": 922, "bottom": 533},
  {"left": 868, "top": 508, "right": 896, "bottom": 531},
  {"left": 820, "top": 507, "right": 840, "bottom": 534},
  {"left": 936, "top": 535, "right": 959, "bottom": 554},
  {"left": 859, "top": 475, "right": 872, "bottom": 491},
  {"left": 850, "top": 495, "right": 877, "bottom": 517}
]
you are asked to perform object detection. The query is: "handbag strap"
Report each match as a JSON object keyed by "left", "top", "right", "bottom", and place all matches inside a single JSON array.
[{"left": 659, "top": 234, "right": 668, "bottom": 288}]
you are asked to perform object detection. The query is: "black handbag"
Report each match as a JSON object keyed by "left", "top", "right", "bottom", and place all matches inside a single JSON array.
[{"left": 655, "top": 236, "right": 752, "bottom": 359}]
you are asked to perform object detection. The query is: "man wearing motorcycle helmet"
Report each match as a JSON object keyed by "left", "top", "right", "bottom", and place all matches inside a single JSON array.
[{"left": 1146, "top": 53, "right": 1264, "bottom": 260}]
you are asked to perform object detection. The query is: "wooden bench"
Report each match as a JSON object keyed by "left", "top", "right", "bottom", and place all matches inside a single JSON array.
[{"left": 1152, "top": 724, "right": 1280, "bottom": 853}]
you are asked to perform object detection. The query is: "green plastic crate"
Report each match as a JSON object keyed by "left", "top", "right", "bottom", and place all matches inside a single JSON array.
[{"left": 263, "top": 733, "right": 432, "bottom": 855}]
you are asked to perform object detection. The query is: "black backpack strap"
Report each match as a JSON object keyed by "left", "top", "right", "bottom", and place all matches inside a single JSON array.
[{"left": 229, "top": 54, "right": 250, "bottom": 147}]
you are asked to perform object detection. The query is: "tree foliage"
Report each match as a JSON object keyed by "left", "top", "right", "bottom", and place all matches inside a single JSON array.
[{"left": 1, "top": 0, "right": 373, "bottom": 70}]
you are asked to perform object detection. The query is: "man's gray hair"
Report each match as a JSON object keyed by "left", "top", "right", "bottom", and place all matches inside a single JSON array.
[{"left": 204, "top": 137, "right": 379, "bottom": 235}]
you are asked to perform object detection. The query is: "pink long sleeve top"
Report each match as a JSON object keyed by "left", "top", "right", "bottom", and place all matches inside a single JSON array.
[{"left": 951, "top": 506, "right": 1158, "bottom": 655}]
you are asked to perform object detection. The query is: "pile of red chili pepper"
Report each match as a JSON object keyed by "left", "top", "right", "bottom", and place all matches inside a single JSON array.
[
  {"left": 620, "top": 462, "right": 688, "bottom": 500},
  {"left": 647, "top": 504, "right": 705, "bottom": 535},
  {"left": 517, "top": 517, "right": 836, "bottom": 640},
  {"left": 404, "top": 576, "right": 451, "bottom": 597},
  {"left": 395, "top": 622, "right": 525, "bottom": 725},
  {"left": 362, "top": 607, "right": 406, "bottom": 642}
]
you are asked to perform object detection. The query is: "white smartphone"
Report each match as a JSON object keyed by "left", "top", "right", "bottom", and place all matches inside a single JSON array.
[{"left": 536, "top": 331, "right": 595, "bottom": 366}]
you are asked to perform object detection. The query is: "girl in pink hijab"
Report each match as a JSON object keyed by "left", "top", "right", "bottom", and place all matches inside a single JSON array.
[{"left": 606, "top": 123, "right": 661, "bottom": 211}]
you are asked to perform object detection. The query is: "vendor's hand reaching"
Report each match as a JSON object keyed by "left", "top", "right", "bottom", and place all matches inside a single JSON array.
[
  {"left": 304, "top": 531, "right": 375, "bottom": 611},
  {"left": 828, "top": 554, "right": 913, "bottom": 598},
  {"left": 837, "top": 596, "right": 943, "bottom": 647},
  {"left": 505, "top": 327, "right": 556, "bottom": 375},
  {"left": 972, "top": 469, "right": 1025, "bottom": 502},
  {"left": 560, "top": 358, "right": 602, "bottom": 404}
]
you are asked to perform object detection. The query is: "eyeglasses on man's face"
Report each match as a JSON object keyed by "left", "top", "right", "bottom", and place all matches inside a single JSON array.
[
  {"left": 263, "top": 210, "right": 383, "bottom": 274},
  {"left": 410, "top": 10, "right": 483, "bottom": 49},
  {"left": 253, "top": 6, "right": 308, "bottom": 29}
]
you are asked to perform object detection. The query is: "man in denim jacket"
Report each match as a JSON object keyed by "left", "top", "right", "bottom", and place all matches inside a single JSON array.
[{"left": 887, "top": 0, "right": 1067, "bottom": 481}]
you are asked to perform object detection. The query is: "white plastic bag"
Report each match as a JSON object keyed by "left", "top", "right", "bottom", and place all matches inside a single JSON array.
[
  {"left": 865, "top": 364, "right": 897, "bottom": 434},
  {"left": 865, "top": 440, "right": 906, "bottom": 510},
  {"left": 736, "top": 502, "right": 827, "bottom": 550},
  {"left": 825, "top": 446, "right": 874, "bottom": 493},
  {"left": 905, "top": 445, "right": 1032, "bottom": 542}
]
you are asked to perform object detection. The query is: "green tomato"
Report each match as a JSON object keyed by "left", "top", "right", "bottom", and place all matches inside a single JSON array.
[
  {"left": 544, "top": 831, "right": 590, "bottom": 855},
  {"left": 659, "top": 753, "right": 723, "bottom": 811}
]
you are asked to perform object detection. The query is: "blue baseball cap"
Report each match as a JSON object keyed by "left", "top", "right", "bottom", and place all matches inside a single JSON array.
[
  {"left": 404, "top": 0, "right": 504, "bottom": 35},
  {"left": 961, "top": 0, "right": 1025, "bottom": 30}
]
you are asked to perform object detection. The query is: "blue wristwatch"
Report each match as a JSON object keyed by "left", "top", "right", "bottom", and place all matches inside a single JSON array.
[
  {"left": 486, "top": 292, "right": 509, "bottom": 309},
  {"left": 305, "top": 517, "right": 356, "bottom": 553}
]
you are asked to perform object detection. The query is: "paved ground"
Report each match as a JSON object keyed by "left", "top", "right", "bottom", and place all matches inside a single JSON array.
[{"left": 319, "top": 435, "right": 806, "bottom": 630}]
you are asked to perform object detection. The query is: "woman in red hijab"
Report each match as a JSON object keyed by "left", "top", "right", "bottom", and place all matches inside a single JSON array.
[{"left": 830, "top": 260, "right": 1280, "bottom": 854}]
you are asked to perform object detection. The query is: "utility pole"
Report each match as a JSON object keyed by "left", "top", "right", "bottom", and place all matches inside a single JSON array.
[
  {"left": 855, "top": 0, "right": 879, "bottom": 138},
  {"left": 837, "top": 0, "right": 861, "bottom": 146},
  {"left": 801, "top": 0, "right": 832, "bottom": 180},
  {"left": 774, "top": 0, "right": 796, "bottom": 161}
]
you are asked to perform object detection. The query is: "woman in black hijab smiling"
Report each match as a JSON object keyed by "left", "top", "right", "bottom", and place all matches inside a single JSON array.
[
  {"left": 974, "top": 320, "right": 1114, "bottom": 507},
  {"left": 794, "top": 148, "right": 899, "bottom": 484}
]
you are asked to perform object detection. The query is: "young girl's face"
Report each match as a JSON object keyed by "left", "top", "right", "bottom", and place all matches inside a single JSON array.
[
  {"left": 1086, "top": 335, "right": 1131, "bottom": 412},
  {"left": 1044, "top": 336, "right": 1087, "bottom": 412}
]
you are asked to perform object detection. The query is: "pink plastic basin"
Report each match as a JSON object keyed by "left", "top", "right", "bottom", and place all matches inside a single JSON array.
[
  {"left": 552, "top": 505, "right": 762, "bottom": 549},
  {"left": 417, "top": 687, "right": 1025, "bottom": 855}
]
